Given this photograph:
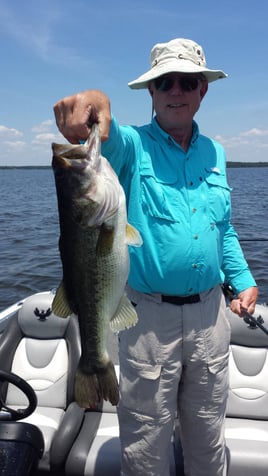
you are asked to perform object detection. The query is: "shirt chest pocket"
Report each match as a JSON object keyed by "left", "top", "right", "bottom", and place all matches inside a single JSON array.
[
  {"left": 204, "top": 171, "right": 232, "bottom": 225},
  {"left": 140, "top": 170, "right": 180, "bottom": 223}
]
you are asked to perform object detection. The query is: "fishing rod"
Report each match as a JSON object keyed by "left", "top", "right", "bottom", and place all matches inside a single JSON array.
[{"left": 222, "top": 284, "right": 268, "bottom": 336}]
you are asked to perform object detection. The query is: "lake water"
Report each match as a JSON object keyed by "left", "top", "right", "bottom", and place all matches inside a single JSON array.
[{"left": 1, "top": 167, "right": 268, "bottom": 311}]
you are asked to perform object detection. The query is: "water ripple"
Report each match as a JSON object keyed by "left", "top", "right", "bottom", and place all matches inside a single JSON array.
[{"left": 0, "top": 167, "right": 267, "bottom": 311}]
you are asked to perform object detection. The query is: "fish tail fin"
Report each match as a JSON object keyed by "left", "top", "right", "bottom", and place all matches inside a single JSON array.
[
  {"left": 75, "top": 361, "right": 119, "bottom": 408},
  {"left": 110, "top": 293, "right": 138, "bottom": 333},
  {"left": 52, "top": 281, "right": 73, "bottom": 318}
]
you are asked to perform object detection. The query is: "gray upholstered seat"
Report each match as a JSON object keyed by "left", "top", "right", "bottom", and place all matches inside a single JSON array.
[
  {"left": 66, "top": 304, "right": 268, "bottom": 475},
  {"left": 225, "top": 304, "right": 268, "bottom": 476},
  {"left": 2, "top": 293, "right": 267, "bottom": 475},
  {"left": 0, "top": 291, "right": 84, "bottom": 472},
  {"left": 65, "top": 328, "right": 177, "bottom": 476}
]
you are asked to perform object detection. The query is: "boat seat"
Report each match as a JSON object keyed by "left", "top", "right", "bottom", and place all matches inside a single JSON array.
[
  {"left": 65, "top": 368, "right": 121, "bottom": 476},
  {"left": 65, "top": 330, "right": 178, "bottom": 476},
  {"left": 65, "top": 393, "right": 177, "bottom": 476},
  {"left": 65, "top": 332, "right": 123, "bottom": 476},
  {"left": 225, "top": 304, "right": 268, "bottom": 476},
  {"left": 0, "top": 291, "right": 84, "bottom": 473}
]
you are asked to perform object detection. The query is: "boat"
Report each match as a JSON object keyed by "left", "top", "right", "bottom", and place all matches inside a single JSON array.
[{"left": 0, "top": 289, "right": 268, "bottom": 476}]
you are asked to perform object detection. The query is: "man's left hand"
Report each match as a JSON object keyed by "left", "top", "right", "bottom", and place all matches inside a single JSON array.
[{"left": 230, "top": 286, "right": 259, "bottom": 317}]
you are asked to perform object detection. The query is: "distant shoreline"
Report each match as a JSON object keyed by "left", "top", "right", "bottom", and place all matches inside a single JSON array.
[
  {"left": 227, "top": 162, "right": 268, "bottom": 168},
  {"left": 1, "top": 162, "right": 268, "bottom": 169}
]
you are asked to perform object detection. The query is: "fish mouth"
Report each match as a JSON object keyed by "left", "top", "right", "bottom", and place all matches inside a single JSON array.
[
  {"left": 52, "top": 142, "right": 89, "bottom": 170},
  {"left": 52, "top": 155, "right": 88, "bottom": 170}
]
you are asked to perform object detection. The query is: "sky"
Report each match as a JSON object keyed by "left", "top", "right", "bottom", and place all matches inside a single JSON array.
[{"left": 0, "top": 0, "right": 268, "bottom": 165}]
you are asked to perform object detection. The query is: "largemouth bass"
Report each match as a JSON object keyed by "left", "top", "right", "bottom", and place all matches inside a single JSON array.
[{"left": 51, "top": 124, "right": 142, "bottom": 408}]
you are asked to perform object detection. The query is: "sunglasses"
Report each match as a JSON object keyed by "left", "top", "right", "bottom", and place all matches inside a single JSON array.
[{"left": 154, "top": 75, "right": 202, "bottom": 92}]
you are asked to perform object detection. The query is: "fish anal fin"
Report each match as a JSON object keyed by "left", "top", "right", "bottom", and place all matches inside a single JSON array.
[
  {"left": 110, "top": 293, "right": 138, "bottom": 333},
  {"left": 126, "top": 223, "right": 143, "bottom": 247},
  {"left": 52, "top": 281, "right": 73, "bottom": 318}
]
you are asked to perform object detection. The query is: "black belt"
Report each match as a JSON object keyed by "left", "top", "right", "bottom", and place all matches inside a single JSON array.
[{"left": 162, "top": 294, "right": 200, "bottom": 305}]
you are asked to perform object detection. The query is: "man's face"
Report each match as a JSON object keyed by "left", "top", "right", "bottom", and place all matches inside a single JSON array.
[{"left": 149, "top": 73, "right": 208, "bottom": 133}]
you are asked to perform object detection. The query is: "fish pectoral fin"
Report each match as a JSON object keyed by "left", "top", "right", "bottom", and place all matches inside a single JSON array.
[
  {"left": 110, "top": 293, "right": 138, "bottom": 333},
  {"left": 52, "top": 281, "right": 73, "bottom": 318},
  {"left": 125, "top": 223, "right": 143, "bottom": 247}
]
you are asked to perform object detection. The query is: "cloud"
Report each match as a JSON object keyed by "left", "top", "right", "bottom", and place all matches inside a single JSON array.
[
  {"left": 31, "top": 120, "right": 64, "bottom": 145},
  {"left": 214, "top": 128, "right": 268, "bottom": 162},
  {"left": 0, "top": 117, "right": 65, "bottom": 165},
  {"left": 3, "top": 140, "right": 26, "bottom": 150},
  {"left": 241, "top": 128, "right": 268, "bottom": 137},
  {"left": 0, "top": 2, "right": 93, "bottom": 68},
  {"left": 0, "top": 125, "right": 23, "bottom": 138},
  {"left": 32, "top": 132, "right": 64, "bottom": 145},
  {"left": 0, "top": 3, "right": 53, "bottom": 58},
  {"left": 215, "top": 128, "right": 268, "bottom": 148},
  {"left": 31, "top": 120, "right": 54, "bottom": 134}
]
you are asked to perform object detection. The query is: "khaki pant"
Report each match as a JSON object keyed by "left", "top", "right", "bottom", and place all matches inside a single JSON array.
[{"left": 118, "top": 286, "right": 230, "bottom": 476}]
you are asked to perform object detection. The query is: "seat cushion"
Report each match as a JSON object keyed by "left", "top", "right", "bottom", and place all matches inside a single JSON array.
[
  {"left": 83, "top": 413, "right": 121, "bottom": 476},
  {"left": 8, "top": 406, "right": 65, "bottom": 471},
  {"left": 227, "top": 345, "right": 268, "bottom": 419},
  {"left": 225, "top": 417, "right": 268, "bottom": 476},
  {"left": 6, "top": 337, "right": 68, "bottom": 408}
]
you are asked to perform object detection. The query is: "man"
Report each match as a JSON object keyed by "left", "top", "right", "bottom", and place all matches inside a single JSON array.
[{"left": 54, "top": 38, "right": 258, "bottom": 476}]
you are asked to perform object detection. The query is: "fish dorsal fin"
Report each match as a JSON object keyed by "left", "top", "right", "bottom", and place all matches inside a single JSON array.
[
  {"left": 110, "top": 293, "right": 138, "bottom": 333},
  {"left": 126, "top": 224, "right": 143, "bottom": 247},
  {"left": 52, "top": 281, "right": 73, "bottom": 318}
]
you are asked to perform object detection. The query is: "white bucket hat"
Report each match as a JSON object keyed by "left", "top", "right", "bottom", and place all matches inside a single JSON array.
[{"left": 128, "top": 38, "right": 227, "bottom": 89}]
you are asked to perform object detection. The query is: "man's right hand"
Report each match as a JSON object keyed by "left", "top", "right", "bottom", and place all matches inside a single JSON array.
[{"left": 53, "top": 90, "right": 111, "bottom": 144}]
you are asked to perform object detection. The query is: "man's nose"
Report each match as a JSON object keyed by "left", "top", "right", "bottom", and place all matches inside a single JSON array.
[{"left": 170, "top": 78, "right": 183, "bottom": 93}]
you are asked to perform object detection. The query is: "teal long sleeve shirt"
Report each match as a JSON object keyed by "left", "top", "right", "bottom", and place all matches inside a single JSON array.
[{"left": 102, "top": 116, "right": 256, "bottom": 296}]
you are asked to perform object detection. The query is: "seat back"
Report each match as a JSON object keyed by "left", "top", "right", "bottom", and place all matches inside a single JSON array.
[
  {"left": 226, "top": 304, "right": 268, "bottom": 420},
  {"left": 0, "top": 291, "right": 80, "bottom": 409},
  {"left": 0, "top": 291, "right": 81, "bottom": 471}
]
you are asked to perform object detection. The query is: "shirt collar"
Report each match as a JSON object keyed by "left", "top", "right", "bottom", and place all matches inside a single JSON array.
[{"left": 151, "top": 116, "right": 200, "bottom": 147}]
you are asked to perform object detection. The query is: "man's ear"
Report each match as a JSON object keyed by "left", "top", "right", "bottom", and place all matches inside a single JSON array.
[
  {"left": 200, "top": 80, "right": 208, "bottom": 101},
  {"left": 148, "top": 84, "right": 154, "bottom": 97}
]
